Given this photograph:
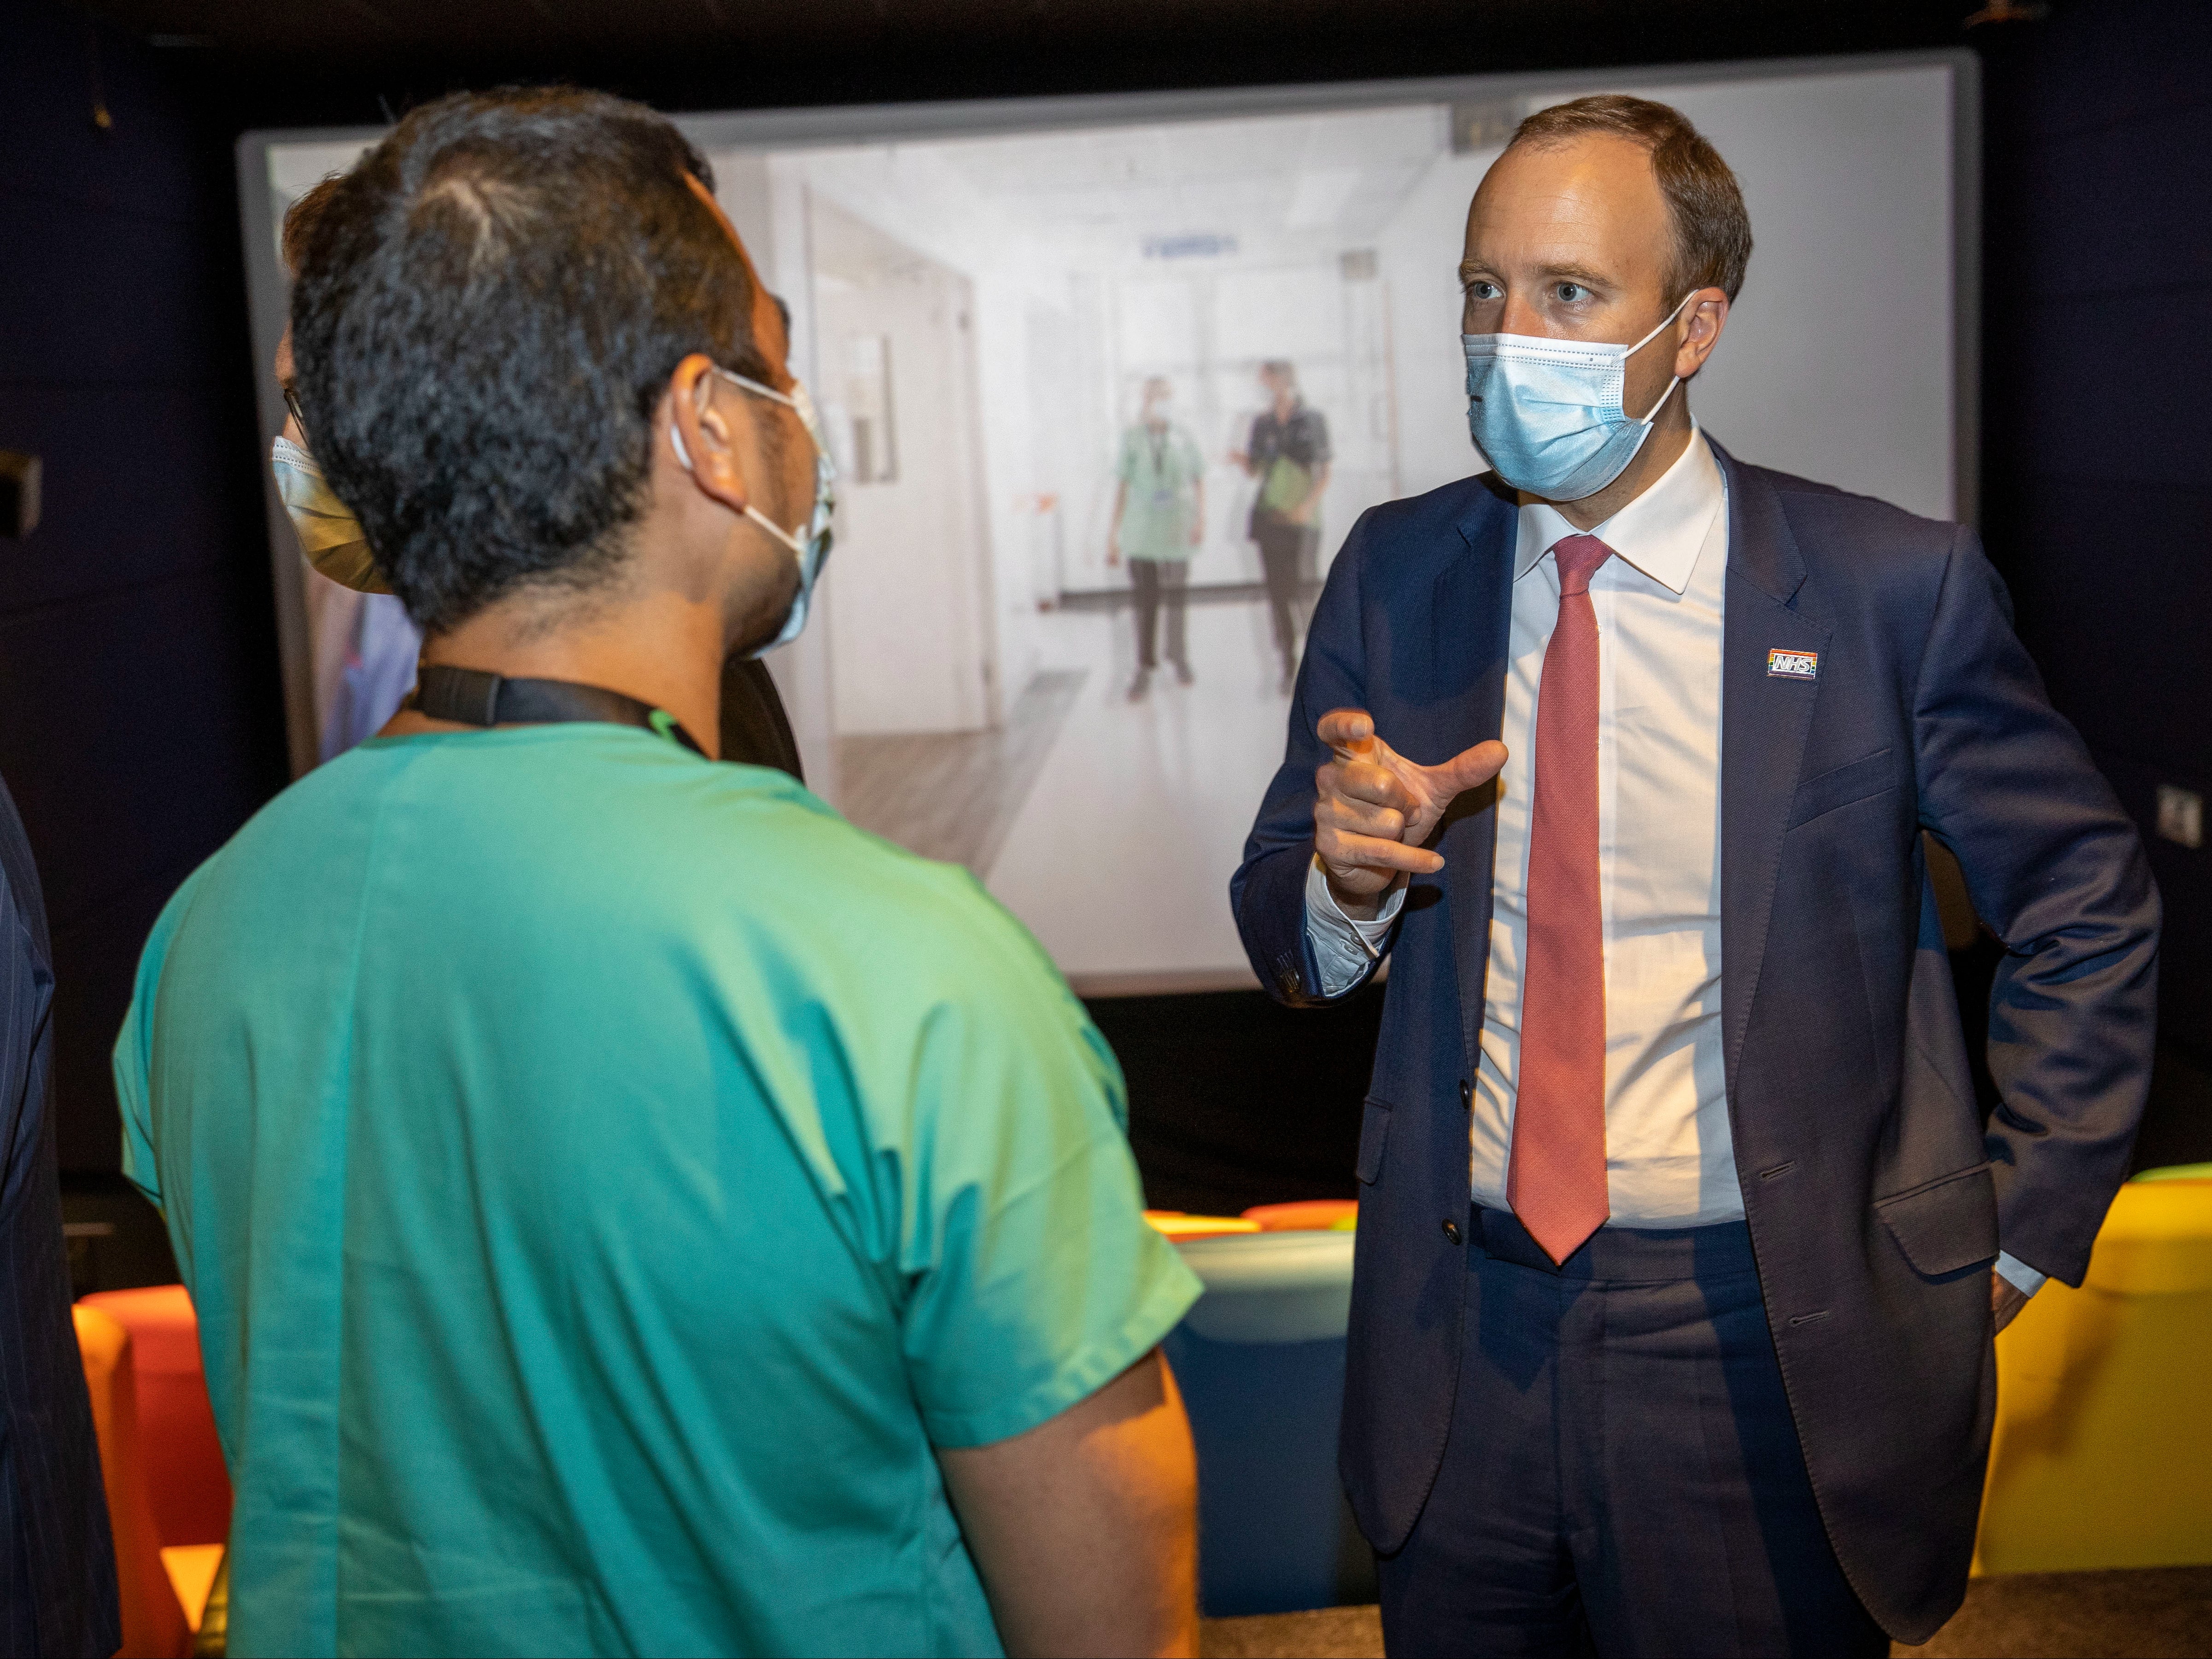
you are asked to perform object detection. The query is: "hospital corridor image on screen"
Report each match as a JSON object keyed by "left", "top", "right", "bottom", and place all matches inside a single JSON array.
[{"left": 247, "top": 59, "right": 1962, "bottom": 991}]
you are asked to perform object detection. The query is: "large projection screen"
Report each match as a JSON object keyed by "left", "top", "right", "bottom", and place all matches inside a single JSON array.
[{"left": 239, "top": 52, "right": 1976, "bottom": 994}]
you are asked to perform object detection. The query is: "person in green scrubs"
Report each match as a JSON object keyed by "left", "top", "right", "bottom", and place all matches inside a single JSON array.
[
  {"left": 1106, "top": 376, "right": 1205, "bottom": 701},
  {"left": 115, "top": 89, "right": 1200, "bottom": 1659}
]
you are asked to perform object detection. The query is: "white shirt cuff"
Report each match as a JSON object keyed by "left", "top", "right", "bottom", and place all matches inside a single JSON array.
[
  {"left": 1994, "top": 1250, "right": 2047, "bottom": 1299},
  {"left": 1302, "top": 858, "right": 1405, "bottom": 997}
]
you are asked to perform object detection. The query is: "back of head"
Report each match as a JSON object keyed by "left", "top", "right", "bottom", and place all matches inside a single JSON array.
[
  {"left": 288, "top": 88, "right": 774, "bottom": 636},
  {"left": 1506, "top": 94, "right": 1752, "bottom": 304}
]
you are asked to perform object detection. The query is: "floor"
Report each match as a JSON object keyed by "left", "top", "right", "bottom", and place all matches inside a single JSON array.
[
  {"left": 979, "top": 596, "right": 1299, "bottom": 990},
  {"left": 1202, "top": 1604, "right": 1381, "bottom": 1658},
  {"left": 1896, "top": 1566, "right": 2212, "bottom": 1658},
  {"left": 831, "top": 571, "right": 1323, "bottom": 991},
  {"left": 836, "top": 668, "right": 1084, "bottom": 873},
  {"left": 1196, "top": 1568, "right": 2212, "bottom": 1657}
]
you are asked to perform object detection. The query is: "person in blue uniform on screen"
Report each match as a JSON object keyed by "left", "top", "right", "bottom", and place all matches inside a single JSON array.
[{"left": 1231, "top": 362, "right": 1331, "bottom": 694}]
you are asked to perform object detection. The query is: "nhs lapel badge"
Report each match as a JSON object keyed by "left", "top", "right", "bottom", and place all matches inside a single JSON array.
[{"left": 1767, "top": 648, "right": 1819, "bottom": 681}]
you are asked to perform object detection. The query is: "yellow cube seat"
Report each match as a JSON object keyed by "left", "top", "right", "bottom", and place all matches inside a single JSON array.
[{"left": 1973, "top": 1173, "right": 2212, "bottom": 1574}]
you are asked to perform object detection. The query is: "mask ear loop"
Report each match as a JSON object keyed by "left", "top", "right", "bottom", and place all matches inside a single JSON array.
[
  {"left": 666, "top": 373, "right": 810, "bottom": 561},
  {"left": 667, "top": 370, "right": 711, "bottom": 470},
  {"left": 1637, "top": 377, "right": 1685, "bottom": 425},
  {"left": 1627, "top": 291, "right": 1698, "bottom": 423}
]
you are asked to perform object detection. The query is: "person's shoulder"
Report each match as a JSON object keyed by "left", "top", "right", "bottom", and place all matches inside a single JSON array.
[
  {"left": 1358, "top": 471, "right": 1515, "bottom": 548},
  {"left": 1725, "top": 450, "right": 1961, "bottom": 568},
  {"left": 733, "top": 806, "right": 1093, "bottom": 1075},
  {"left": 1326, "top": 473, "right": 1511, "bottom": 618},
  {"left": 813, "top": 818, "right": 1061, "bottom": 987},
  {"left": 676, "top": 764, "right": 1042, "bottom": 957},
  {"left": 1715, "top": 444, "right": 1974, "bottom": 627},
  {"left": 134, "top": 742, "right": 421, "bottom": 961},
  {"left": 125, "top": 848, "right": 229, "bottom": 1013}
]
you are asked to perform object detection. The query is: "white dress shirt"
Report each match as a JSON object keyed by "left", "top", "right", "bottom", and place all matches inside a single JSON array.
[{"left": 1302, "top": 426, "right": 2045, "bottom": 1292}]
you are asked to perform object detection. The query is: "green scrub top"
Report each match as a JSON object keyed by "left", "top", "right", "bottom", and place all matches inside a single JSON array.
[
  {"left": 114, "top": 725, "right": 1199, "bottom": 1659},
  {"left": 1114, "top": 422, "right": 1205, "bottom": 562}
]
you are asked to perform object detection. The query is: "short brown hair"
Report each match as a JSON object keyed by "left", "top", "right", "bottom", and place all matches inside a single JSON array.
[
  {"left": 280, "top": 175, "right": 345, "bottom": 278},
  {"left": 1508, "top": 94, "right": 1753, "bottom": 303}
]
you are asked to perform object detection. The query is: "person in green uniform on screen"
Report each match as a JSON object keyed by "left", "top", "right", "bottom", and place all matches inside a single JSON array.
[
  {"left": 114, "top": 89, "right": 1201, "bottom": 1659},
  {"left": 1106, "top": 375, "right": 1205, "bottom": 702}
]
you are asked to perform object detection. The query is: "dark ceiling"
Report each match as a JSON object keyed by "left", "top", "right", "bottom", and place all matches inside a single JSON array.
[{"left": 78, "top": 0, "right": 2017, "bottom": 129}]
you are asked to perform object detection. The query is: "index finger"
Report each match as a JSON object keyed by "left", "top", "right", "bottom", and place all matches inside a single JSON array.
[{"left": 1316, "top": 707, "right": 1376, "bottom": 760}]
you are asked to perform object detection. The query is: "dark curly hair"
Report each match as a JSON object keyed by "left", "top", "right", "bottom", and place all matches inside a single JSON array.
[{"left": 287, "top": 88, "right": 776, "bottom": 635}]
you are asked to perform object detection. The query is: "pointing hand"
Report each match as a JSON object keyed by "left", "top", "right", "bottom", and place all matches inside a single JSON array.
[{"left": 1312, "top": 708, "right": 1507, "bottom": 914}]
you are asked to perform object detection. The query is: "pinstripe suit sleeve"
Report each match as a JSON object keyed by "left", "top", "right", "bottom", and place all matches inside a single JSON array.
[{"left": 0, "top": 776, "right": 122, "bottom": 1657}]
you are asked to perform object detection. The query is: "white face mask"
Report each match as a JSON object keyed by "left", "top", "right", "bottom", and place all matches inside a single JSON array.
[
  {"left": 270, "top": 434, "right": 390, "bottom": 593},
  {"left": 668, "top": 366, "right": 837, "bottom": 658},
  {"left": 1462, "top": 292, "right": 1692, "bottom": 502}
]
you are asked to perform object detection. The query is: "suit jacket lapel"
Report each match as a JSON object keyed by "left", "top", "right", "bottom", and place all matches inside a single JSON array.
[
  {"left": 1438, "top": 485, "right": 1516, "bottom": 1083},
  {"left": 1714, "top": 441, "right": 1831, "bottom": 1101}
]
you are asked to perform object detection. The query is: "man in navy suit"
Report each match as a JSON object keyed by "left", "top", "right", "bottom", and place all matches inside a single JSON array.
[
  {"left": 1233, "top": 95, "right": 2157, "bottom": 1656},
  {"left": 0, "top": 769, "right": 119, "bottom": 1657}
]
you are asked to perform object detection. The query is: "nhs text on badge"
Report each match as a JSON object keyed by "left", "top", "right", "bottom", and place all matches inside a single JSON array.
[{"left": 1767, "top": 649, "right": 1819, "bottom": 680}]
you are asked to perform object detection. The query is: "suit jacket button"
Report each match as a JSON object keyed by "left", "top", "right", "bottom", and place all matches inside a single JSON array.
[
  {"left": 1442, "top": 1218, "right": 1463, "bottom": 1245},
  {"left": 1458, "top": 1080, "right": 1472, "bottom": 1110}
]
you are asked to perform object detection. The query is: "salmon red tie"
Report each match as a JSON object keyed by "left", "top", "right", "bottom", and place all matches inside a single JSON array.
[{"left": 1509, "top": 532, "right": 1612, "bottom": 1265}]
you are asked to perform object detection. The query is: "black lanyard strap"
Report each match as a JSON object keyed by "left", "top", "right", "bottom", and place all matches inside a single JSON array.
[{"left": 410, "top": 664, "right": 708, "bottom": 757}]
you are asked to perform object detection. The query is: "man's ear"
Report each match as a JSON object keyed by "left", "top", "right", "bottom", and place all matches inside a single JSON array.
[
  {"left": 1674, "top": 288, "right": 1731, "bottom": 380},
  {"left": 664, "top": 352, "right": 751, "bottom": 515}
]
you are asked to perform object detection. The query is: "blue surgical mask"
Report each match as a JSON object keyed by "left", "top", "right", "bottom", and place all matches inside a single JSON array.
[
  {"left": 271, "top": 433, "right": 391, "bottom": 593},
  {"left": 1462, "top": 293, "right": 1691, "bottom": 501},
  {"left": 670, "top": 366, "right": 837, "bottom": 657}
]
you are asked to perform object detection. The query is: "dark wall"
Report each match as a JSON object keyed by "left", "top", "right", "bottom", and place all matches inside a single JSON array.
[
  {"left": 1978, "top": 0, "right": 2212, "bottom": 1165},
  {"left": 1089, "top": 986, "right": 1385, "bottom": 1216},
  {"left": 84, "top": 0, "right": 1969, "bottom": 132},
  {"left": 0, "top": 3, "right": 291, "bottom": 1173}
]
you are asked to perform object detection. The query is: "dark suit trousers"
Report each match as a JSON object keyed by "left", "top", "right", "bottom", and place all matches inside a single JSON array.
[
  {"left": 1128, "top": 557, "right": 1188, "bottom": 669},
  {"left": 1378, "top": 1209, "right": 1887, "bottom": 1659},
  {"left": 1253, "top": 518, "right": 1318, "bottom": 661}
]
